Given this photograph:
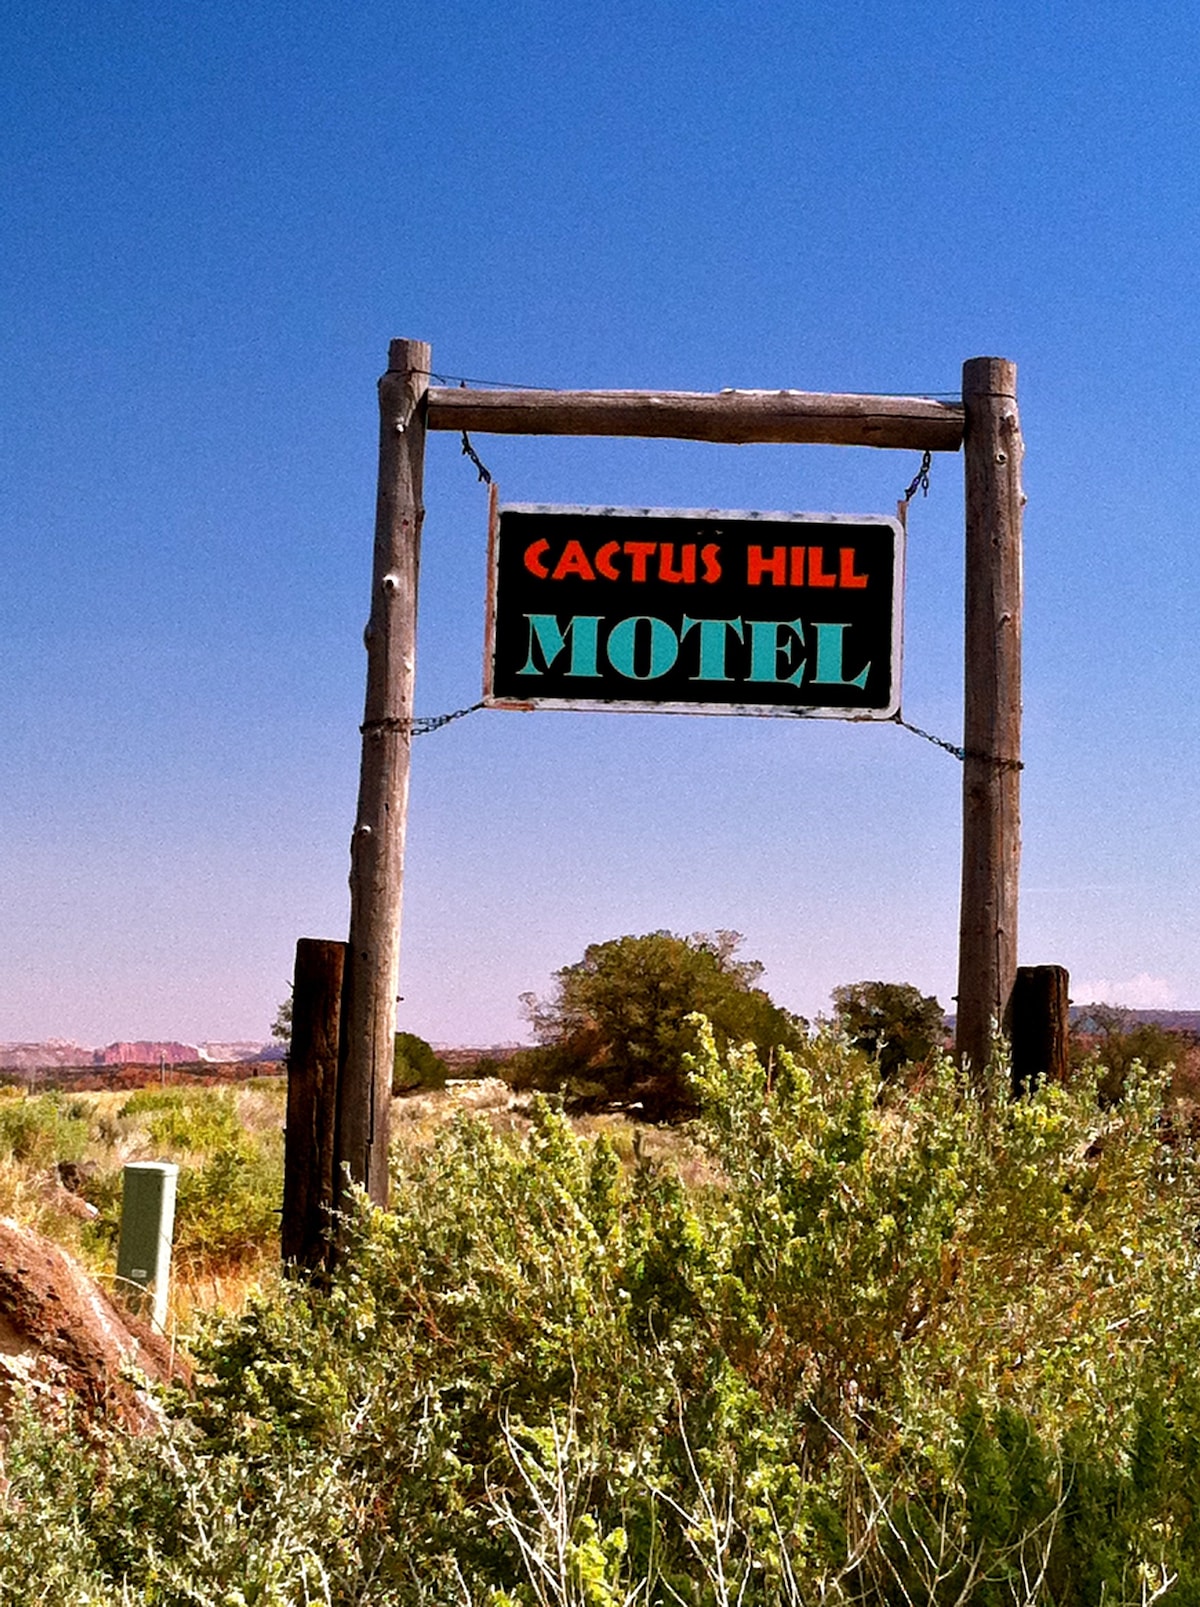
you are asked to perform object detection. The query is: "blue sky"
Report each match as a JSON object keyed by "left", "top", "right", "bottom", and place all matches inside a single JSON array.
[{"left": 4, "top": 1, "right": 1200, "bottom": 1045}]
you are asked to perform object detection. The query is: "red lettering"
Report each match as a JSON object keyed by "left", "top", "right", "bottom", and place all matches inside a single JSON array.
[
  {"left": 790, "top": 546, "right": 807, "bottom": 586},
  {"left": 623, "top": 541, "right": 657, "bottom": 582},
  {"left": 701, "top": 543, "right": 722, "bottom": 582},
  {"left": 551, "top": 540, "right": 596, "bottom": 581},
  {"left": 524, "top": 539, "right": 551, "bottom": 578},
  {"left": 747, "top": 545, "right": 788, "bottom": 585},
  {"left": 595, "top": 540, "right": 620, "bottom": 580},
  {"left": 839, "top": 547, "right": 868, "bottom": 588},
  {"left": 807, "top": 547, "right": 837, "bottom": 587},
  {"left": 658, "top": 543, "right": 696, "bottom": 584}
]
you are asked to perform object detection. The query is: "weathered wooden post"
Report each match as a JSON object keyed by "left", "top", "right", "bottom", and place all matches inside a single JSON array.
[
  {"left": 1008, "top": 964, "right": 1070, "bottom": 1095},
  {"left": 334, "top": 338, "right": 430, "bottom": 1216},
  {"left": 282, "top": 937, "right": 345, "bottom": 1270},
  {"left": 955, "top": 357, "right": 1024, "bottom": 1081}
]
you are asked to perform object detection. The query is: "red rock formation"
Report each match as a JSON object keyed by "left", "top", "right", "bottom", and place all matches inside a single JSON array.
[{"left": 95, "top": 1041, "right": 199, "bottom": 1066}]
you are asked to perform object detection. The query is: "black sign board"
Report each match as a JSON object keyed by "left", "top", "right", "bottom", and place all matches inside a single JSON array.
[{"left": 485, "top": 503, "right": 903, "bottom": 718}]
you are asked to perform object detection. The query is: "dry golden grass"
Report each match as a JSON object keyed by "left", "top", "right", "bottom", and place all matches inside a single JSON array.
[
  {"left": 0, "top": 1081, "right": 287, "bottom": 1325},
  {"left": 164, "top": 1257, "right": 283, "bottom": 1331}
]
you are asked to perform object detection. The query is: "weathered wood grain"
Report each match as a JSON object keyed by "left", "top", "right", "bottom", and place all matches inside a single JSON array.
[
  {"left": 427, "top": 385, "right": 964, "bottom": 452},
  {"left": 335, "top": 338, "right": 429, "bottom": 1214},
  {"left": 955, "top": 357, "right": 1024, "bottom": 1083},
  {"left": 282, "top": 938, "right": 345, "bottom": 1271}
]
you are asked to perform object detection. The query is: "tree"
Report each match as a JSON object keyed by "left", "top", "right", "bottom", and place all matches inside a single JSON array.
[
  {"left": 515, "top": 930, "right": 806, "bottom": 1119},
  {"left": 831, "top": 980, "right": 946, "bottom": 1080},
  {"left": 393, "top": 1031, "right": 449, "bottom": 1093},
  {"left": 1070, "top": 1004, "right": 1196, "bottom": 1103},
  {"left": 270, "top": 990, "right": 293, "bottom": 1050}
]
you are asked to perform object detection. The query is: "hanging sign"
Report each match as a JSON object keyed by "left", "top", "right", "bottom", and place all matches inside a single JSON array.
[{"left": 484, "top": 503, "right": 903, "bottom": 718}]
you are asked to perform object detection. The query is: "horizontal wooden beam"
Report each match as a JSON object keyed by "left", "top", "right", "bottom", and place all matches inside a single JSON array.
[{"left": 426, "top": 385, "right": 963, "bottom": 452}]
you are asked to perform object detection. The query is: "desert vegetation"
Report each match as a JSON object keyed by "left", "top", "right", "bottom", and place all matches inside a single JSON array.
[
  {"left": 2, "top": 994, "right": 1200, "bottom": 1603},
  {"left": 0, "top": 1079, "right": 285, "bottom": 1320}
]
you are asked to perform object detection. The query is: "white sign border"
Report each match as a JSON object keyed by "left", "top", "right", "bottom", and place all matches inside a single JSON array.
[{"left": 483, "top": 502, "right": 906, "bottom": 721}]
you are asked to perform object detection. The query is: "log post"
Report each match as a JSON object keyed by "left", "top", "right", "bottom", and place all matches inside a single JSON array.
[
  {"left": 282, "top": 938, "right": 346, "bottom": 1270},
  {"left": 955, "top": 357, "right": 1024, "bottom": 1082},
  {"left": 334, "top": 338, "right": 430, "bottom": 1215},
  {"left": 1008, "top": 964, "right": 1070, "bottom": 1096}
]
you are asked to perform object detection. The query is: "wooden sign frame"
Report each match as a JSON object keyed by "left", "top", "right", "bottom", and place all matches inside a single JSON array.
[{"left": 333, "top": 343, "right": 1022, "bottom": 1209}]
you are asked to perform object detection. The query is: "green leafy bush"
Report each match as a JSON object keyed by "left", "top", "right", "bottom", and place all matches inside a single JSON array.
[
  {"left": 0, "top": 1090, "right": 89, "bottom": 1167},
  {"left": 394, "top": 1029, "right": 449, "bottom": 1091},
  {"left": 170, "top": 1140, "right": 284, "bottom": 1273},
  {"left": 75, "top": 1086, "right": 285, "bottom": 1279},
  {"left": 3, "top": 1035, "right": 1200, "bottom": 1603},
  {"left": 121, "top": 1086, "right": 245, "bottom": 1152}
]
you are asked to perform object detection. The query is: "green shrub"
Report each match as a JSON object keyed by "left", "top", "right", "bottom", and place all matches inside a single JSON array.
[
  {"left": 830, "top": 978, "right": 947, "bottom": 1078},
  {"left": 171, "top": 1141, "right": 284, "bottom": 1272},
  {"left": 4, "top": 1033, "right": 1200, "bottom": 1603},
  {"left": 74, "top": 1088, "right": 285, "bottom": 1278},
  {"left": 120, "top": 1084, "right": 249, "bottom": 1146},
  {"left": 119, "top": 1087, "right": 187, "bottom": 1116},
  {"left": 1071, "top": 1003, "right": 1199, "bottom": 1104},
  {"left": 394, "top": 1030, "right": 449, "bottom": 1091},
  {"left": 0, "top": 1091, "right": 89, "bottom": 1167}
]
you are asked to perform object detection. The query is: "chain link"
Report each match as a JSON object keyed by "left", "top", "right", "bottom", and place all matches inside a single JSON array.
[
  {"left": 891, "top": 713, "right": 1023, "bottom": 771},
  {"left": 414, "top": 700, "right": 486, "bottom": 736},
  {"left": 361, "top": 702, "right": 486, "bottom": 739},
  {"left": 892, "top": 713, "right": 963, "bottom": 759},
  {"left": 902, "top": 449, "right": 933, "bottom": 503},
  {"left": 366, "top": 705, "right": 1022, "bottom": 767},
  {"left": 460, "top": 430, "right": 493, "bottom": 485}
]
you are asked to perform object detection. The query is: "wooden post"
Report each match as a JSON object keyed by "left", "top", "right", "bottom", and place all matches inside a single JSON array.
[
  {"left": 282, "top": 938, "right": 345, "bottom": 1270},
  {"left": 955, "top": 357, "right": 1024, "bottom": 1081},
  {"left": 334, "top": 338, "right": 430, "bottom": 1214},
  {"left": 1008, "top": 964, "right": 1070, "bottom": 1096}
]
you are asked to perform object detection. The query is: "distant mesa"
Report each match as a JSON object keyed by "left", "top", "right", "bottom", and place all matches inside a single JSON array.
[
  {"left": 0, "top": 1039, "right": 284, "bottom": 1074},
  {"left": 201, "top": 1040, "right": 286, "bottom": 1064},
  {"left": 0, "top": 1040, "right": 97, "bottom": 1073},
  {"left": 95, "top": 1041, "right": 199, "bottom": 1067}
]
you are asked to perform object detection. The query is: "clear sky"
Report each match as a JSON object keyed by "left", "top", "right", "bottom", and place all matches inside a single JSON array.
[{"left": 4, "top": 0, "right": 1199, "bottom": 1047}]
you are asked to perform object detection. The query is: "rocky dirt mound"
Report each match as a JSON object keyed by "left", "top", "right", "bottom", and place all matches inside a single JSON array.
[{"left": 0, "top": 1218, "right": 188, "bottom": 1429}]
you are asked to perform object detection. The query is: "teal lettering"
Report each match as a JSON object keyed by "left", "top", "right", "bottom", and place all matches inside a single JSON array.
[
  {"left": 680, "top": 616, "right": 744, "bottom": 681},
  {"left": 516, "top": 614, "right": 602, "bottom": 677},
  {"left": 747, "top": 619, "right": 806, "bottom": 687},
  {"left": 811, "top": 622, "right": 870, "bottom": 689},
  {"left": 606, "top": 616, "right": 678, "bottom": 679}
]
